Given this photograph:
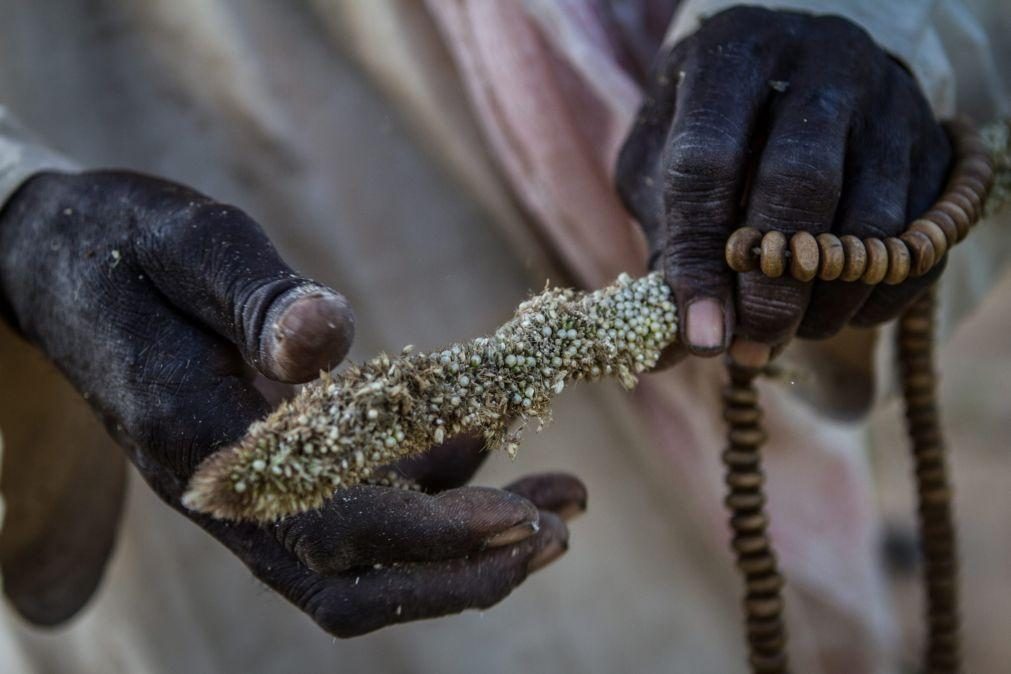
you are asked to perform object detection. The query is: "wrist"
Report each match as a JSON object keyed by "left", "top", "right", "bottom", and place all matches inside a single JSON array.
[{"left": 0, "top": 170, "right": 78, "bottom": 334}]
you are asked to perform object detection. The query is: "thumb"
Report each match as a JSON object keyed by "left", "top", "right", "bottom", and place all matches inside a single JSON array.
[{"left": 134, "top": 194, "right": 354, "bottom": 383}]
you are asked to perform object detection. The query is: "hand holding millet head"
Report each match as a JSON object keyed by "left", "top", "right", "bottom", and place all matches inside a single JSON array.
[{"left": 0, "top": 169, "right": 581, "bottom": 635}]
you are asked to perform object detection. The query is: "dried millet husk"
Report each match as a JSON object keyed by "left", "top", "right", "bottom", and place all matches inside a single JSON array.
[{"left": 184, "top": 272, "right": 678, "bottom": 522}]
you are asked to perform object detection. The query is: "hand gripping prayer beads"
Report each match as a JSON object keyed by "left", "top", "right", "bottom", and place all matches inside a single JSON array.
[
  {"left": 720, "top": 118, "right": 1000, "bottom": 674},
  {"left": 184, "top": 272, "right": 678, "bottom": 522}
]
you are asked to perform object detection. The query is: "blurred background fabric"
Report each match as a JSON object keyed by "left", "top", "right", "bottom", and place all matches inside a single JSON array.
[{"left": 0, "top": 1, "right": 1007, "bottom": 673}]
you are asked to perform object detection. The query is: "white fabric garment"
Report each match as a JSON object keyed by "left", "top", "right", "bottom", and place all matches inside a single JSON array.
[{"left": 0, "top": 1, "right": 1007, "bottom": 673}]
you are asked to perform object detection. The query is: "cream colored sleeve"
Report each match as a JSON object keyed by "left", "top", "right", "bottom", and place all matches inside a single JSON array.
[{"left": 0, "top": 106, "right": 78, "bottom": 207}]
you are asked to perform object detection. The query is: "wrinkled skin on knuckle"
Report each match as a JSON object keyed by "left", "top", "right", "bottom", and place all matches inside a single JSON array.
[
  {"left": 663, "top": 128, "right": 747, "bottom": 201},
  {"left": 663, "top": 228, "right": 730, "bottom": 292},
  {"left": 752, "top": 158, "right": 842, "bottom": 230}
]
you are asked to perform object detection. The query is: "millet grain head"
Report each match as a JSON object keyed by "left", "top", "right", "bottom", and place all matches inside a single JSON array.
[{"left": 183, "top": 272, "right": 678, "bottom": 522}]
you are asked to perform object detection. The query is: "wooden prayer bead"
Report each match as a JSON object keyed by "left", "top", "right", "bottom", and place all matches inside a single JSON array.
[
  {"left": 723, "top": 449, "right": 761, "bottom": 468},
  {"left": 726, "top": 492, "right": 765, "bottom": 511},
  {"left": 950, "top": 174, "right": 988, "bottom": 202},
  {"left": 923, "top": 208, "right": 960, "bottom": 247},
  {"left": 726, "top": 227, "right": 763, "bottom": 272},
  {"left": 733, "top": 535, "right": 770, "bottom": 555},
  {"left": 909, "top": 219, "right": 948, "bottom": 259},
  {"left": 727, "top": 430, "right": 764, "bottom": 450},
  {"left": 816, "top": 233, "right": 844, "bottom": 281},
  {"left": 732, "top": 513, "right": 769, "bottom": 533},
  {"left": 723, "top": 386, "right": 758, "bottom": 406},
  {"left": 738, "top": 554, "right": 777, "bottom": 576},
  {"left": 901, "top": 230, "right": 937, "bottom": 277},
  {"left": 745, "top": 596, "right": 784, "bottom": 620},
  {"left": 724, "top": 406, "right": 762, "bottom": 425},
  {"left": 788, "top": 231, "right": 819, "bottom": 282},
  {"left": 726, "top": 471, "right": 764, "bottom": 490},
  {"left": 759, "top": 231, "right": 787, "bottom": 278},
  {"left": 839, "top": 235, "right": 867, "bottom": 282},
  {"left": 861, "top": 238, "right": 888, "bottom": 284},
  {"left": 945, "top": 190, "right": 978, "bottom": 224},
  {"left": 883, "top": 237, "right": 911, "bottom": 285},
  {"left": 958, "top": 155, "right": 995, "bottom": 188},
  {"left": 747, "top": 574, "right": 784, "bottom": 595},
  {"left": 935, "top": 201, "right": 972, "bottom": 241},
  {"left": 948, "top": 184, "right": 983, "bottom": 221}
]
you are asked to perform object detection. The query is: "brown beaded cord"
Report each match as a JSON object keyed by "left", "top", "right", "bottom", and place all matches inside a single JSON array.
[
  {"left": 900, "top": 288, "right": 960, "bottom": 673},
  {"left": 720, "top": 119, "right": 994, "bottom": 674},
  {"left": 723, "top": 365, "right": 788, "bottom": 673}
]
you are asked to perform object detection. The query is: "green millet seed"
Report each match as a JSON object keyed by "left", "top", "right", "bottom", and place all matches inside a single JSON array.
[{"left": 183, "top": 272, "right": 678, "bottom": 522}]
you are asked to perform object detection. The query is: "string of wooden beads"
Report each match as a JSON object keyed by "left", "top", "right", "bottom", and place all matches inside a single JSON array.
[
  {"left": 720, "top": 118, "right": 993, "bottom": 674},
  {"left": 722, "top": 365, "right": 788, "bottom": 673},
  {"left": 898, "top": 288, "right": 960, "bottom": 673},
  {"left": 724, "top": 120, "right": 995, "bottom": 284}
]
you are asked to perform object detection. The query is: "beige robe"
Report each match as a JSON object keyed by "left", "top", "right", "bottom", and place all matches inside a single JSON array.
[{"left": 0, "top": 1, "right": 1007, "bottom": 672}]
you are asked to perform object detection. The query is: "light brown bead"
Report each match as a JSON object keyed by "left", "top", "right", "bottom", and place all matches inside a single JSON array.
[
  {"left": 935, "top": 201, "right": 971, "bottom": 241},
  {"left": 726, "top": 227, "right": 763, "bottom": 272},
  {"left": 839, "top": 235, "right": 867, "bottom": 282},
  {"left": 901, "top": 230, "right": 937, "bottom": 277},
  {"left": 948, "top": 184, "right": 983, "bottom": 221},
  {"left": 788, "top": 231, "right": 819, "bottom": 282},
  {"left": 759, "top": 231, "right": 787, "bottom": 278},
  {"left": 950, "top": 174, "right": 988, "bottom": 202},
  {"left": 923, "top": 209, "right": 960, "bottom": 247},
  {"left": 957, "top": 155, "right": 995, "bottom": 189},
  {"left": 909, "top": 219, "right": 948, "bottom": 259},
  {"left": 945, "top": 190, "right": 978, "bottom": 224},
  {"left": 883, "top": 237, "right": 911, "bottom": 285},
  {"left": 861, "top": 237, "right": 888, "bottom": 284},
  {"left": 816, "top": 233, "right": 844, "bottom": 281}
]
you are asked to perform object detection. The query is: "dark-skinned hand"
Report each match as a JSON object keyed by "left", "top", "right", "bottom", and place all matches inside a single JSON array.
[
  {"left": 0, "top": 169, "right": 585, "bottom": 636},
  {"left": 617, "top": 6, "right": 952, "bottom": 367}
]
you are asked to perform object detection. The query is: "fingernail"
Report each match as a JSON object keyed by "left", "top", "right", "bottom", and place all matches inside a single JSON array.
[
  {"left": 264, "top": 287, "right": 355, "bottom": 383},
  {"left": 527, "top": 540, "right": 567, "bottom": 573},
  {"left": 554, "top": 500, "right": 586, "bottom": 522},
  {"left": 485, "top": 520, "right": 539, "bottom": 548},
  {"left": 686, "top": 298, "right": 725, "bottom": 353},
  {"left": 729, "top": 339, "right": 771, "bottom": 370}
]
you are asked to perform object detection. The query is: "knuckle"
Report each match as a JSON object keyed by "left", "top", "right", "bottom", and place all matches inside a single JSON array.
[
  {"left": 765, "top": 150, "right": 841, "bottom": 201},
  {"left": 663, "top": 127, "right": 745, "bottom": 196},
  {"left": 752, "top": 158, "right": 842, "bottom": 228},
  {"left": 663, "top": 228, "right": 732, "bottom": 286}
]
